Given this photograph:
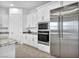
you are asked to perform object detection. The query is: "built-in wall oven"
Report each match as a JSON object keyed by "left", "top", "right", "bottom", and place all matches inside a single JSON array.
[{"left": 38, "top": 22, "right": 49, "bottom": 45}]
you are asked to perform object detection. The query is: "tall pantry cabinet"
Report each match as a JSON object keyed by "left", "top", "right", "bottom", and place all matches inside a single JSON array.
[{"left": 9, "top": 8, "right": 23, "bottom": 42}]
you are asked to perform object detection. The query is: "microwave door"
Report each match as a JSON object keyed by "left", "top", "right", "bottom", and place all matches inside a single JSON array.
[{"left": 38, "top": 23, "right": 48, "bottom": 29}]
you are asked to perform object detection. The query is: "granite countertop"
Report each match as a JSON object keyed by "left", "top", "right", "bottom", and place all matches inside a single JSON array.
[
  {"left": 23, "top": 31, "right": 38, "bottom": 34},
  {"left": 0, "top": 32, "right": 9, "bottom": 34},
  {"left": 0, "top": 39, "right": 16, "bottom": 47},
  {"left": 0, "top": 32, "right": 38, "bottom": 35}
]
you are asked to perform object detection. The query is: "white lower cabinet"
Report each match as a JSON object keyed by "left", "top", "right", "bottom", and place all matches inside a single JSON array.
[
  {"left": 25, "top": 34, "right": 32, "bottom": 46},
  {"left": 32, "top": 35, "right": 38, "bottom": 47},
  {"left": 38, "top": 44, "right": 50, "bottom": 53},
  {"left": 23, "top": 34, "right": 26, "bottom": 43},
  {"left": 24, "top": 34, "right": 50, "bottom": 53},
  {"left": 25, "top": 34, "right": 38, "bottom": 48}
]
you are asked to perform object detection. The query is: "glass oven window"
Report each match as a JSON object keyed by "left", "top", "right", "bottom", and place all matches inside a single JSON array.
[{"left": 38, "top": 23, "right": 48, "bottom": 29}]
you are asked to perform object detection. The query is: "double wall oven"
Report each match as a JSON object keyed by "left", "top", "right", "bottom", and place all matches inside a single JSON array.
[{"left": 38, "top": 22, "right": 49, "bottom": 45}]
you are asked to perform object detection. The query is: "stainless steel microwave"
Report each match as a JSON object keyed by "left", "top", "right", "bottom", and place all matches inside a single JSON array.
[{"left": 38, "top": 22, "right": 49, "bottom": 29}]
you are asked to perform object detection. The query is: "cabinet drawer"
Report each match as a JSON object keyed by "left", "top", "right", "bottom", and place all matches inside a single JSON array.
[{"left": 38, "top": 44, "right": 50, "bottom": 53}]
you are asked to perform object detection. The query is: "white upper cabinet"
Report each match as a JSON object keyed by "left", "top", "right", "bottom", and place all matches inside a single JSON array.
[
  {"left": 37, "top": 6, "right": 50, "bottom": 22},
  {"left": 0, "top": 8, "right": 9, "bottom": 28},
  {"left": 26, "top": 10, "right": 37, "bottom": 28},
  {"left": 9, "top": 8, "right": 23, "bottom": 41},
  {"left": 47, "top": 1, "right": 61, "bottom": 10},
  {"left": 23, "top": 15, "right": 27, "bottom": 31},
  {"left": 26, "top": 13, "right": 32, "bottom": 28},
  {"left": 37, "top": 7, "right": 44, "bottom": 22},
  {"left": 31, "top": 12, "right": 38, "bottom": 27},
  {"left": 37, "top": 1, "right": 61, "bottom": 22},
  {"left": 37, "top": 1, "right": 77, "bottom": 23},
  {"left": 2, "top": 14, "right": 8, "bottom": 27}
]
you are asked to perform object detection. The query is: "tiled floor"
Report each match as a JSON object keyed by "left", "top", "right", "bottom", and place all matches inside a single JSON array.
[{"left": 16, "top": 44, "right": 55, "bottom": 58}]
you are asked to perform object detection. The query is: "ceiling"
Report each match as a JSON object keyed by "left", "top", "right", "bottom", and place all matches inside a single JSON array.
[{"left": 0, "top": 1, "right": 50, "bottom": 10}]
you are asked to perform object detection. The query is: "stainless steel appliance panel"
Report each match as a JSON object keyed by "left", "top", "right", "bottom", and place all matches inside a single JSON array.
[
  {"left": 50, "top": 11, "right": 60, "bottom": 57},
  {"left": 60, "top": 3, "right": 79, "bottom": 57},
  {"left": 50, "top": 2, "right": 79, "bottom": 58}
]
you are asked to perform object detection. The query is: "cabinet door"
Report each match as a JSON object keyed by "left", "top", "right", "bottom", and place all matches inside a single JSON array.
[
  {"left": 26, "top": 14, "right": 32, "bottom": 28},
  {"left": 25, "top": 34, "right": 33, "bottom": 46},
  {"left": 31, "top": 12, "right": 38, "bottom": 27},
  {"left": 23, "top": 34, "right": 26, "bottom": 43},
  {"left": 9, "top": 8, "right": 23, "bottom": 42},
  {"left": 38, "top": 44, "right": 50, "bottom": 53},
  {"left": 37, "top": 5, "right": 52, "bottom": 22},
  {"left": 37, "top": 7, "right": 44, "bottom": 22},
  {"left": 25, "top": 34, "right": 38, "bottom": 47},
  {"left": 29, "top": 14, "right": 33, "bottom": 27},
  {"left": 32, "top": 35, "right": 38, "bottom": 47},
  {"left": 30, "top": 13, "right": 34, "bottom": 27},
  {"left": 0, "top": 15, "right": 2, "bottom": 26},
  {"left": 9, "top": 14, "right": 17, "bottom": 40},
  {"left": 29, "top": 34, "right": 33, "bottom": 46},
  {"left": 25, "top": 34, "right": 28, "bottom": 44},
  {"left": 48, "top": 2, "right": 61, "bottom": 11},
  {"left": 2, "top": 14, "right": 8, "bottom": 27},
  {"left": 26, "top": 14, "right": 31, "bottom": 28},
  {"left": 23, "top": 15, "right": 27, "bottom": 31},
  {"left": 25, "top": 34, "right": 29, "bottom": 44},
  {"left": 43, "top": 7, "right": 50, "bottom": 22},
  {"left": 9, "top": 14, "right": 23, "bottom": 41},
  {"left": 26, "top": 15, "right": 28, "bottom": 28},
  {"left": 27, "top": 12, "right": 37, "bottom": 28}
]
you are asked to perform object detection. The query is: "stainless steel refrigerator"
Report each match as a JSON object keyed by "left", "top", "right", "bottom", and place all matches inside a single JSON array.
[{"left": 50, "top": 2, "right": 79, "bottom": 58}]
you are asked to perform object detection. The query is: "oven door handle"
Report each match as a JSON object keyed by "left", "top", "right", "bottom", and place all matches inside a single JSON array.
[{"left": 38, "top": 33, "right": 49, "bottom": 35}]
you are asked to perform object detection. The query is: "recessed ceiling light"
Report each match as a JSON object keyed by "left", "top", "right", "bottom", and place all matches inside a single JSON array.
[{"left": 10, "top": 4, "right": 14, "bottom": 6}]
